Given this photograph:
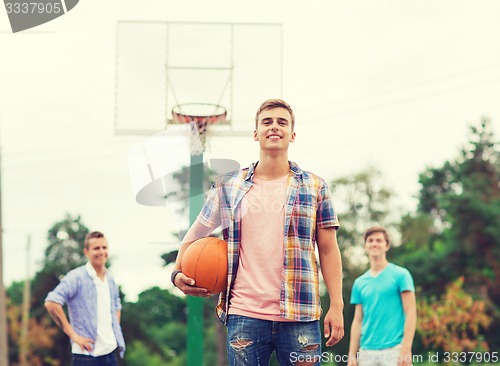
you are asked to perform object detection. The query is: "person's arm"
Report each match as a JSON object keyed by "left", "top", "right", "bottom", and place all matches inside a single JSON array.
[
  {"left": 398, "top": 291, "right": 417, "bottom": 366},
  {"left": 44, "top": 301, "right": 95, "bottom": 352},
  {"left": 116, "top": 310, "right": 121, "bottom": 323},
  {"left": 348, "top": 304, "right": 363, "bottom": 366},
  {"left": 317, "top": 226, "right": 344, "bottom": 346},
  {"left": 172, "top": 219, "right": 214, "bottom": 297}
]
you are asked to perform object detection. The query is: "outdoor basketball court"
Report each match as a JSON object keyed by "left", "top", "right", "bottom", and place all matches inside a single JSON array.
[
  {"left": 114, "top": 21, "right": 284, "bottom": 366},
  {"left": 116, "top": 21, "right": 283, "bottom": 221}
]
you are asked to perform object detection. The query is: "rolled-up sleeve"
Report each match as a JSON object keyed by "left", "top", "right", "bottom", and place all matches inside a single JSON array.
[
  {"left": 45, "top": 271, "right": 78, "bottom": 305},
  {"left": 198, "top": 183, "right": 222, "bottom": 229},
  {"left": 316, "top": 179, "right": 340, "bottom": 229}
]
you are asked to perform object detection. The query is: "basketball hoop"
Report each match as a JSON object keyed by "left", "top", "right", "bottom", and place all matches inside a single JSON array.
[{"left": 171, "top": 103, "right": 227, "bottom": 155}]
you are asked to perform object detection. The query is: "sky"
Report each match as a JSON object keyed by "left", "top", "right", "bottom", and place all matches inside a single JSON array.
[{"left": 1, "top": 0, "right": 500, "bottom": 301}]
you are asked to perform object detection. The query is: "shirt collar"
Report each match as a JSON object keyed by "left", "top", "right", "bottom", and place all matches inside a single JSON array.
[
  {"left": 289, "top": 161, "right": 303, "bottom": 177},
  {"left": 247, "top": 161, "right": 303, "bottom": 181},
  {"left": 246, "top": 162, "right": 257, "bottom": 181},
  {"left": 85, "top": 261, "right": 107, "bottom": 280}
]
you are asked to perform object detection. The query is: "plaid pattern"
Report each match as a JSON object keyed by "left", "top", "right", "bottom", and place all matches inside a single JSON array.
[
  {"left": 45, "top": 265, "right": 126, "bottom": 357},
  {"left": 199, "top": 161, "right": 340, "bottom": 324}
]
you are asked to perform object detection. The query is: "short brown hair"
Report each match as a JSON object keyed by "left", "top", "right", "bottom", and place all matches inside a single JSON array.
[
  {"left": 363, "top": 226, "right": 390, "bottom": 246},
  {"left": 255, "top": 99, "right": 295, "bottom": 131},
  {"left": 84, "top": 231, "right": 105, "bottom": 249}
]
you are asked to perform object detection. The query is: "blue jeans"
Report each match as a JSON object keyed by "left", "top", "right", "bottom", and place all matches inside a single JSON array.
[
  {"left": 72, "top": 351, "right": 117, "bottom": 366},
  {"left": 227, "top": 315, "right": 322, "bottom": 366}
]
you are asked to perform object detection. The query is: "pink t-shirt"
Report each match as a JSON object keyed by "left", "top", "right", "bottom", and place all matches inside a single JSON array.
[{"left": 228, "top": 174, "right": 292, "bottom": 321}]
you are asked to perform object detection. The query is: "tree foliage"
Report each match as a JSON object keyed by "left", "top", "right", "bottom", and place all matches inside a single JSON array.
[
  {"left": 331, "top": 167, "right": 393, "bottom": 252},
  {"left": 7, "top": 293, "right": 59, "bottom": 366},
  {"left": 120, "top": 287, "right": 188, "bottom": 364},
  {"left": 44, "top": 214, "right": 89, "bottom": 276},
  {"left": 417, "top": 118, "right": 499, "bottom": 290},
  {"left": 418, "top": 276, "right": 491, "bottom": 354},
  {"left": 394, "top": 117, "right": 500, "bottom": 352},
  {"left": 327, "top": 168, "right": 395, "bottom": 362},
  {"left": 7, "top": 214, "right": 91, "bottom": 366}
]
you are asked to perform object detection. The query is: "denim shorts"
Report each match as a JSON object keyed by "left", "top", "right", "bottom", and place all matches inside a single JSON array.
[{"left": 227, "top": 314, "right": 322, "bottom": 366}]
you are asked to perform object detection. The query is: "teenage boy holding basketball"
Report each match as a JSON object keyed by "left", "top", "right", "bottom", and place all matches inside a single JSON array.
[
  {"left": 348, "top": 226, "right": 416, "bottom": 366},
  {"left": 172, "top": 99, "right": 344, "bottom": 365}
]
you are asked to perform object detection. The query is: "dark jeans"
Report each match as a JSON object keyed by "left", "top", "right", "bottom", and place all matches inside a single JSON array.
[{"left": 72, "top": 350, "right": 118, "bottom": 366}]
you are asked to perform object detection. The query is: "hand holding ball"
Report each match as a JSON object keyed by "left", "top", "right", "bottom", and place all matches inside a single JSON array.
[{"left": 181, "top": 237, "right": 228, "bottom": 294}]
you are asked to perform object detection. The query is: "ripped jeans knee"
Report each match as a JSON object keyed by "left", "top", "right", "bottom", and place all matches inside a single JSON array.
[
  {"left": 229, "top": 337, "right": 254, "bottom": 351},
  {"left": 286, "top": 334, "right": 321, "bottom": 366},
  {"left": 227, "top": 315, "right": 322, "bottom": 366}
]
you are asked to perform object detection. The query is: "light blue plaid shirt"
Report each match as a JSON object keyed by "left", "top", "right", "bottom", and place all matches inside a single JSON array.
[{"left": 45, "top": 264, "right": 126, "bottom": 357}]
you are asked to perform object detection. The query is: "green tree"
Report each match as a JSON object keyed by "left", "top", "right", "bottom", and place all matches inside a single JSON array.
[
  {"left": 30, "top": 214, "right": 90, "bottom": 318},
  {"left": 396, "top": 117, "right": 500, "bottom": 350},
  {"left": 331, "top": 168, "right": 394, "bottom": 266},
  {"left": 121, "top": 287, "right": 187, "bottom": 364},
  {"left": 6, "top": 214, "right": 91, "bottom": 366},
  {"left": 327, "top": 168, "right": 395, "bottom": 363},
  {"left": 43, "top": 214, "right": 89, "bottom": 276},
  {"left": 32, "top": 214, "right": 90, "bottom": 365},
  {"left": 6, "top": 296, "right": 58, "bottom": 366},
  {"left": 393, "top": 213, "right": 452, "bottom": 296},
  {"left": 417, "top": 119, "right": 499, "bottom": 289},
  {"left": 125, "top": 341, "right": 169, "bottom": 366}
]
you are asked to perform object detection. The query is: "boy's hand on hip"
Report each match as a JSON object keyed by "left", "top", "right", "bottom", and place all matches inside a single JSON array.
[{"left": 71, "top": 333, "right": 94, "bottom": 353}]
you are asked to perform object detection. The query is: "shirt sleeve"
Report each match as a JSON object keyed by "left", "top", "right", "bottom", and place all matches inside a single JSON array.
[
  {"left": 198, "top": 182, "right": 222, "bottom": 229},
  {"left": 316, "top": 179, "right": 340, "bottom": 229},
  {"left": 44, "top": 270, "right": 79, "bottom": 305},
  {"left": 350, "top": 279, "right": 362, "bottom": 304},
  {"left": 398, "top": 268, "right": 415, "bottom": 293}
]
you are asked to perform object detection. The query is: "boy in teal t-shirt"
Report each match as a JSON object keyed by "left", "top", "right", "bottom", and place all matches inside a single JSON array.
[{"left": 348, "top": 226, "right": 416, "bottom": 366}]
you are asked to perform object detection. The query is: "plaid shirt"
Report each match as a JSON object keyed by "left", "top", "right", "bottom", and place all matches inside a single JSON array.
[
  {"left": 45, "top": 264, "right": 126, "bottom": 357},
  {"left": 198, "top": 161, "right": 340, "bottom": 324}
]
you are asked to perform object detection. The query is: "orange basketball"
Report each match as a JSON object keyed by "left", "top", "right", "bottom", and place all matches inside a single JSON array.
[{"left": 181, "top": 237, "right": 228, "bottom": 294}]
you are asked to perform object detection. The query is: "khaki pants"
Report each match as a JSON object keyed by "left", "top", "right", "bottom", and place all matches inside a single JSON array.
[{"left": 359, "top": 344, "right": 407, "bottom": 366}]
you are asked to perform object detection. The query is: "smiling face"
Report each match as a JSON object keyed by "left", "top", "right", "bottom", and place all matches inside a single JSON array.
[
  {"left": 254, "top": 107, "right": 296, "bottom": 151},
  {"left": 84, "top": 236, "right": 109, "bottom": 270},
  {"left": 364, "top": 231, "right": 390, "bottom": 259}
]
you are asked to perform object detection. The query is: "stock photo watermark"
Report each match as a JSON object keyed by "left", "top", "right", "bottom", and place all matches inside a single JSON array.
[
  {"left": 289, "top": 351, "right": 499, "bottom": 364},
  {"left": 3, "top": 0, "right": 79, "bottom": 33}
]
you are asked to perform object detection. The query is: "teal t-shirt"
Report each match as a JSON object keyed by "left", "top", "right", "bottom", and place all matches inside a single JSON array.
[{"left": 350, "top": 263, "right": 415, "bottom": 350}]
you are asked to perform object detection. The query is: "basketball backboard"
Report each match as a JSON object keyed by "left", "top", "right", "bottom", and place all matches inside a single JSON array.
[{"left": 114, "top": 21, "right": 283, "bottom": 137}]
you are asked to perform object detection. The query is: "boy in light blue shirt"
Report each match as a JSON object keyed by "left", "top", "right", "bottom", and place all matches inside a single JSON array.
[
  {"left": 45, "top": 231, "right": 125, "bottom": 365},
  {"left": 348, "top": 226, "right": 416, "bottom": 366}
]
